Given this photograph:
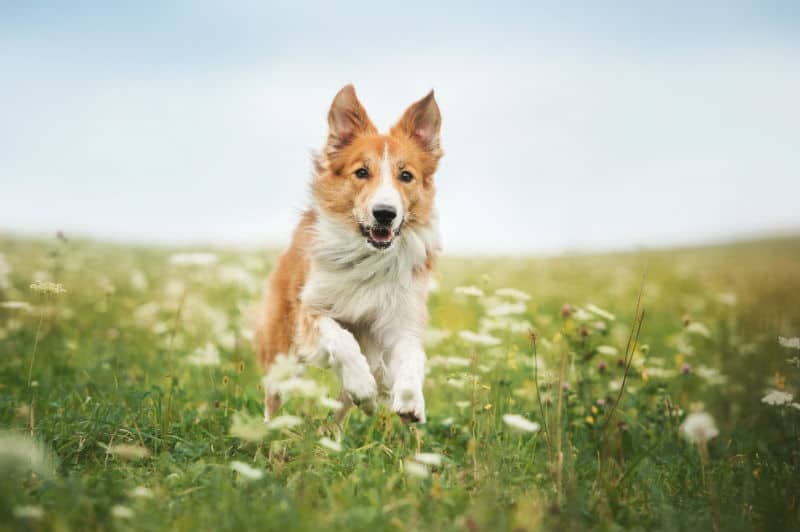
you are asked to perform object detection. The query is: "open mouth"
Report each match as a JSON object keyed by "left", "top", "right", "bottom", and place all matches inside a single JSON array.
[{"left": 361, "top": 224, "right": 399, "bottom": 249}]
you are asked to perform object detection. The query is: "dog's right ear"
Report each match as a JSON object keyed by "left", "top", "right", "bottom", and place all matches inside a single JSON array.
[{"left": 327, "top": 84, "right": 376, "bottom": 149}]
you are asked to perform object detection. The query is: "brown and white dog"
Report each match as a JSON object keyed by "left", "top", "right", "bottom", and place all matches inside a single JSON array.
[{"left": 254, "top": 85, "right": 442, "bottom": 423}]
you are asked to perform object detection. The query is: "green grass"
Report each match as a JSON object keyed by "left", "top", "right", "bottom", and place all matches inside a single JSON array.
[{"left": 1, "top": 234, "right": 799, "bottom": 531}]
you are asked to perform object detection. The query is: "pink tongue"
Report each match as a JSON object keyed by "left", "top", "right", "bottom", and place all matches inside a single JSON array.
[{"left": 371, "top": 227, "right": 391, "bottom": 241}]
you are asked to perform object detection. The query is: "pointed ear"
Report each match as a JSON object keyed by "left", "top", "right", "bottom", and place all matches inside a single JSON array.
[
  {"left": 327, "top": 84, "right": 376, "bottom": 149},
  {"left": 392, "top": 90, "right": 442, "bottom": 154}
]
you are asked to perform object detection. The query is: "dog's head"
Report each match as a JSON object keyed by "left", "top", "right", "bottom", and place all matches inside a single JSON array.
[{"left": 312, "top": 85, "right": 442, "bottom": 250}]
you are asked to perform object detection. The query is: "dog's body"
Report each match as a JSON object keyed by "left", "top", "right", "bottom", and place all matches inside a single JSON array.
[{"left": 255, "top": 85, "right": 442, "bottom": 423}]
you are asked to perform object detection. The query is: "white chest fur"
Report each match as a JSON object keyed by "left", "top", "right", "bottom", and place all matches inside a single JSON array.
[{"left": 301, "top": 212, "right": 439, "bottom": 337}]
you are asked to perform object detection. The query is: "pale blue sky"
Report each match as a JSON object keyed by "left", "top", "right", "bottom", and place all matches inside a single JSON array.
[{"left": 2, "top": 2, "right": 799, "bottom": 254}]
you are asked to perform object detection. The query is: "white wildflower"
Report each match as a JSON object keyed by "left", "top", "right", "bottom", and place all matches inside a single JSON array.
[
  {"left": 133, "top": 302, "right": 161, "bottom": 327},
  {"left": 571, "top": 308, "right": 593, "bottom": 321},
  {"left": 455, "top": 400, "right": 471, "bottom": 409},
  {"left": 111, "top": 505, "right": 134, "bottom": 519},
  {"left": 318, "top": 437, "right": 342, "bottom": 453},
  {"left": 1, "top": 301, "right": 32, "bottom": 312},
  {"left": 29, "top": 281, "right": 66, "bottom": 295},
  {"left": 187, "top": 343, "right": 221, "bottom": 366},
  {"left": 502, "top": 414, "right": 541, "bottom": 433},
  {"left": 644, "top": 367, "right": 678, "bottom": 379},
  {"left": 787, "top": 356, "right": 800, "bottom": 369},
  {"left": 480, "top": 316, "right": 532, "bottom": 334},
  {"left": 404, "top": 460, "right": 430, "bottom": 478},
  {"left": 130, "top": 486, "right": 154, "bottom": 499},
  {"left": 265, "top": 415, "right": 303, "bottom": 431},
  {"left": 440, "top": 417, "right": 455, "bottom": 426},
  {"left": 485, "top": 302, "right": 527, "bottom": 317},
  {"left": 494, "top": 288, "right": 531, "bottom": 301},
  {"left": 414, "top": 452, "right": 443, "bottom": 466},
  {"left": 13, "top": 505, "right": 44, "bottom": 520},
  {"left": 454, "top": 285, "right": 484, "bottom": 297},
  {"left": 168, "top": 252, "right": 218, "bottom": 266},
  {"left": 762, "top": 389, "right": 793, "bottom": 406},
  {"left": 596, "top": 345, "right": 618, "bottom": 356},
  {"left": 262, "top": 354, "right": 303, "bottom": 389},
  {"left": 695, "top": 366, "right": 728, "bottom": 385},
  {"left": 230, "top": 461, "right": 264, "bottom": 480},
  {"left": 319, "top": 396, "right": 344, "bottom": 410},
  {"left": 428, "top": 356, "right": 472, "bottom": 368},
  {"left": 217, "top": 265, "right": 259, "bottom": 292},
  {"left": 585, "top": 304, "right": 615, "bottom": 321},
  {"left": 105, "top": 443, "right": 150, "bottom": 461},
  {"left": 679, "top": 412, "right": 719, "bottom": 444},
  {"left": 273, "top": 377, "right": 326, "bottom": 399},
  {"left": 778, "top": 336, "right": 800, "bottom": 350},
  {"left": 686, "top": 322, "right": 711, "bottom": 338},
  {"left": 459, "top": 330, "right": 501, "bottom": 346}
]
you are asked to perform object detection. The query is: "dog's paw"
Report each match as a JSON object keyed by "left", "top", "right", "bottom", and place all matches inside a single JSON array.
[
  {"left": 342, "top": 365, "right": 378, "bottom": 415},
  {"left": 392, "top": 378, "right": 426, "bottom": 423}
]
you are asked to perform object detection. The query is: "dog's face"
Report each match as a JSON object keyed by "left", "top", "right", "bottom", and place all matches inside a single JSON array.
[{"left": 312, "top": 85, "right": 442, "bottom": 250}]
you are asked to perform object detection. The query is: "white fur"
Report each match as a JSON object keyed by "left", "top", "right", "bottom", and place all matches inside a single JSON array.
[
  {"left": 299, "top": 207, "right": 441, "bottom": 421},
  {"left": 370, "top": 142, "right": 404, "bottom": 230}
]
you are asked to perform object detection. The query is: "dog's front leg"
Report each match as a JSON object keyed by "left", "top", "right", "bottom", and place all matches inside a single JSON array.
[
  {"left": 387, "top": 337, "right": 427, "bottom": 423},
  {"left": 315, "top": 316, "right": 378, "bottom": 414}
]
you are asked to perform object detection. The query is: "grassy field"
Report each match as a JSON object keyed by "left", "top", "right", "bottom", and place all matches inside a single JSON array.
[{"left": 1, "top": 234, "right": 799, "bottom": 531}]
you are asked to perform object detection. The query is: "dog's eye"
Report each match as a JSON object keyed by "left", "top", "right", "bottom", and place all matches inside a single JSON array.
[
  {"left": 399, "top": 170, "right": 414, "bottom": 183},
  {"left": 354, "top": 168, "right": 369, "bottom": 179}
]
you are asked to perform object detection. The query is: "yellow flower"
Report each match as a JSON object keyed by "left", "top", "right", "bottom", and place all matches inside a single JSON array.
[
  {"left": 591, "top": 405, "right": 598, "bottom": 415},
  {"left": 484, "top": 403, "right": 493, "bottom": 411},
  {"left": 585, "top": 416, "right": 595, "bottom": 425}
]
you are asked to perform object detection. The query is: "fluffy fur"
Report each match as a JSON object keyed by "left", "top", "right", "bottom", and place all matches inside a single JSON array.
[{"left": 254, "top": 84, "right": 443, "bottom": 423}]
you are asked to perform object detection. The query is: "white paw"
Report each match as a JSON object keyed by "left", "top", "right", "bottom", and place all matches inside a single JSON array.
[
  {"left": 392, "top": 378, "right": 426, "bottom": 423},
  {"left": 342, "top": 364, "right": 378, "bottom": 415}
]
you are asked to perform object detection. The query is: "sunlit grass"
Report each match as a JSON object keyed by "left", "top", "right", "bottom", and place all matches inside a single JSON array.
[{"left": 1, "top": 234, "right": 799, "bottom": 531}]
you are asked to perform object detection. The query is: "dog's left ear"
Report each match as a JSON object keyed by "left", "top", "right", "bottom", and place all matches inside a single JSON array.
[{"left": 392, "top": 90, "right": 442, "bottom": 156}]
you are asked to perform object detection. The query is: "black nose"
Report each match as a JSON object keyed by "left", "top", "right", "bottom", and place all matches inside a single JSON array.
[{"left": 372, "top": 205, "right": 397, "bottom": 225}]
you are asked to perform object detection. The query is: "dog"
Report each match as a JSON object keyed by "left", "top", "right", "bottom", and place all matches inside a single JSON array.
[{"left": 254, "top": 84, "right": 442, "bottom": 424}]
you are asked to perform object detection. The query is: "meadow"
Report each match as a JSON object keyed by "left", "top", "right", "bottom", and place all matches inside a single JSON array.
[{"left": 1, "top": 234, "right": 799, "bottom": 531}]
